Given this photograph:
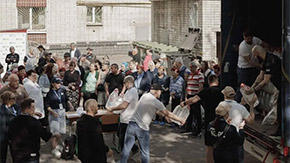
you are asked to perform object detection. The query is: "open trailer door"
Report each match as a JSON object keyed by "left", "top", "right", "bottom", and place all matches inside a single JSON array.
[{"left": 221, "top": 0, "right": 290, "bottom": 162}]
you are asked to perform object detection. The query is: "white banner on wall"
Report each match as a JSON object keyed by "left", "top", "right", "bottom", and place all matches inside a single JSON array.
[{"left": 0, "top": 29, "right": 27, "bottom": 72}]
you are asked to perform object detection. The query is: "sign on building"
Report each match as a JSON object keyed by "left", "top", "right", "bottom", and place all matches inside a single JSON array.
[{"left": 0, "top": 29, "right": 27, "bottom": 71}]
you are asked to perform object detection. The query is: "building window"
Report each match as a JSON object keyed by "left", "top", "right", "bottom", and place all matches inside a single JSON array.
[
  {"left": 86, "top": 6, "right": 102, "bottom": 25},
  {"left": 18, "top": 7, "right": 46, "bottom": 30}
]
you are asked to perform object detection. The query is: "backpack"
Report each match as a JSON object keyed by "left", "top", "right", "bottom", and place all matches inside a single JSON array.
[{"left": 61, "top": 135, "right": 77, "bottom": 160}]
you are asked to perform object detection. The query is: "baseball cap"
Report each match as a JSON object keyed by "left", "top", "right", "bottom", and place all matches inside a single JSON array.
[
  {"left": 216, "top": 102, "right": 231, "bottom": 116},
  {"left": 151, "top": 83, "right": 162, "bottom": 91},
  {"left": 51, "top": 77, "right": 61, "bottom": 84},
  {"left": 86, "top": 47, "right": 93, "bottom": 51},
  {"left": 222, "top": 86, "right": 236, "bottom": 98}
]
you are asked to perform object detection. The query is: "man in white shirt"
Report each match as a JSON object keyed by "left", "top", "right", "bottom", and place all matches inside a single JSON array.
[
  {"left": 220, "top": 86, "right": 256, "bottom": 163},
  {"left": 69, "top": 43, "right": 81, "bottom": 59},
  {"left": 107, "top": 75, "right": 139, "bottom": 152},
  {"left": 23, "top": 70, "right": 45, "bottom": 122},
  {"left": 236, "top": 29, "right": 268, "bottom": 102},
  {"left": 120, "top": 84, "right": 185, "bottom": 163}
]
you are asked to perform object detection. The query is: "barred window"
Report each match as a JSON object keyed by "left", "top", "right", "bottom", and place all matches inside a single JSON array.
[
  {"left": 87, "top": 6, "right": 102, "bottom": 24},
  {"left": 18, "top": 7, "right": 46, "bottom": 30}
]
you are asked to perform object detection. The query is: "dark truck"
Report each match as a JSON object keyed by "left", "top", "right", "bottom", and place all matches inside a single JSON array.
[{"left": 221, "top": 0, "right": 290, "bottom": 162}]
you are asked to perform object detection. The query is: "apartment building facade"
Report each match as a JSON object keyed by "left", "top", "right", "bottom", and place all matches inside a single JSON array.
[{"left": 0, "top": 0, "right": 151, "bottom": 45}]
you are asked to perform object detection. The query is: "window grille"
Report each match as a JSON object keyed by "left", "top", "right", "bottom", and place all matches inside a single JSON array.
[
  {"left": 18, "top": 7, "right": 46, "bottom": 30},
  {"left": 87, "top": 6, "right": 102, "bottom": 24}
]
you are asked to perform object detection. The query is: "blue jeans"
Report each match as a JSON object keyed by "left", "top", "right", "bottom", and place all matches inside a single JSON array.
[{"left": 120, "top": 122, "right": 150, "bottom": 163}]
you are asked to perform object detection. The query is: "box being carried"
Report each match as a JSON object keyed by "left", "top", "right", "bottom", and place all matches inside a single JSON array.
[
  {"left": 105, "top": 89, "right": 124, "bottom": 114},
  {"left": 171, "top": 105, "right": 190, "bottom": 125}
]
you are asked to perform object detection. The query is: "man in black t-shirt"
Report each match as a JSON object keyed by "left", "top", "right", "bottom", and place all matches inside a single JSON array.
[
  {"left": 105, "top": 63, "right": 125, "bottom": 97},
  {"left": 8, "top": 98, "right": 52, "bottom": 163},
  {"left": 5, "top": 46, "right": 20, "bottom": 71},
  {"left": 247, "top": 45, "right": 282, "bottom": 136},
  {"left": 180, "top": 74, "right": 224, "bottom": 163}
]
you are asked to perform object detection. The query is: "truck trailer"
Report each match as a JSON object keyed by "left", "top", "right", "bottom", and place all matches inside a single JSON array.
[{"left": 221, "top": 0, "right": 290, "bottom": 162}]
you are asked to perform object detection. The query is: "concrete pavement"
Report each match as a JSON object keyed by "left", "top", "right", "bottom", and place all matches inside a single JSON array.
[{"left": 39, "top": 122, "right": 259, "bottom": 163}]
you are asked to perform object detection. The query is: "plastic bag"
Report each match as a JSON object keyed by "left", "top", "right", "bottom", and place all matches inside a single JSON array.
[
  {"left": 240, "top": 83, "right": 259, "bottom": 107},
  {"left": 171, "top": 105, "right": 190, "bottom": 125},
  {"left": 105, "top": 89, "right": 124, "bottom": 109},
  {"left": 258, "top": 82, "right": 279, "bottom": 125}
]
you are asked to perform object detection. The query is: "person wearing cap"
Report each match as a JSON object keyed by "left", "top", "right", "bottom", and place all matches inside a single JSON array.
[
  {"left": 120, "top": 83, "right": 186, "bottom": 163},
  {"left": 38, "top": 52, "right": 55, "bottom": 69},
  {"left": 207, "top": 102, "right": 245, "bottom": 163},
  {"left": 85, "top": 47, "right": 97, "bottom": 63},
  {"left": 220, "top": 86, "right": 256, "bottom": 163},
  {"left": 221, "top": 86, "right": 256, "bottom": 128},
  {"left": 45, "top": 77, "right": 68, "bottom": 158},
  {"left": 5, "top": 46, "right": 20, "bottom": 71}
]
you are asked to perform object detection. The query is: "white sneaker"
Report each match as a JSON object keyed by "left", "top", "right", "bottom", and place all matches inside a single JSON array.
[{"left": 51, "top": 148, "right": 62, "bottom": 158}]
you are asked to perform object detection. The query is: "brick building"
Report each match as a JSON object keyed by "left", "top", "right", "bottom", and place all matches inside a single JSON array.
[
  {"left": 151, "top": 0, "right": 221, "bottom": 61},
  {"left": 0, "top": 0, "right": 151, "bottom": 45}
]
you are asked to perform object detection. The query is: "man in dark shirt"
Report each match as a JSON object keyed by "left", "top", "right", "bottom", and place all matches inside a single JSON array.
[
  {"left": 180, "top": 74, "right": 224, "bottom": 163},
  {"left": 105, "top": 63, "right": 125, "bottom": 97},
  {"left": 5, "top": 46, "right": 20, "bottom": 71},
  {"left": 247, "top": 45, "right": 281, "bottom": 136},
  {"left": 77, "top": 99, "right": 112, "bottom": 163},
  {"left": 38, "top": 52, "right": 55, "bottom": 69},
  {"left": 8, "top": 98, "right": 52, "bottom": 163}
]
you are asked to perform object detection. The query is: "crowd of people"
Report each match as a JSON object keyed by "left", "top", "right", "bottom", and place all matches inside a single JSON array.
[{"left": 0, "top": 29, "right": 282, "bottom": 163}]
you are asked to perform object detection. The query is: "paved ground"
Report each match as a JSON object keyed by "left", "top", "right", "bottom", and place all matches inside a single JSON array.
[{"left": 38, "top": 122, "right": 260, "bottom": 163}]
